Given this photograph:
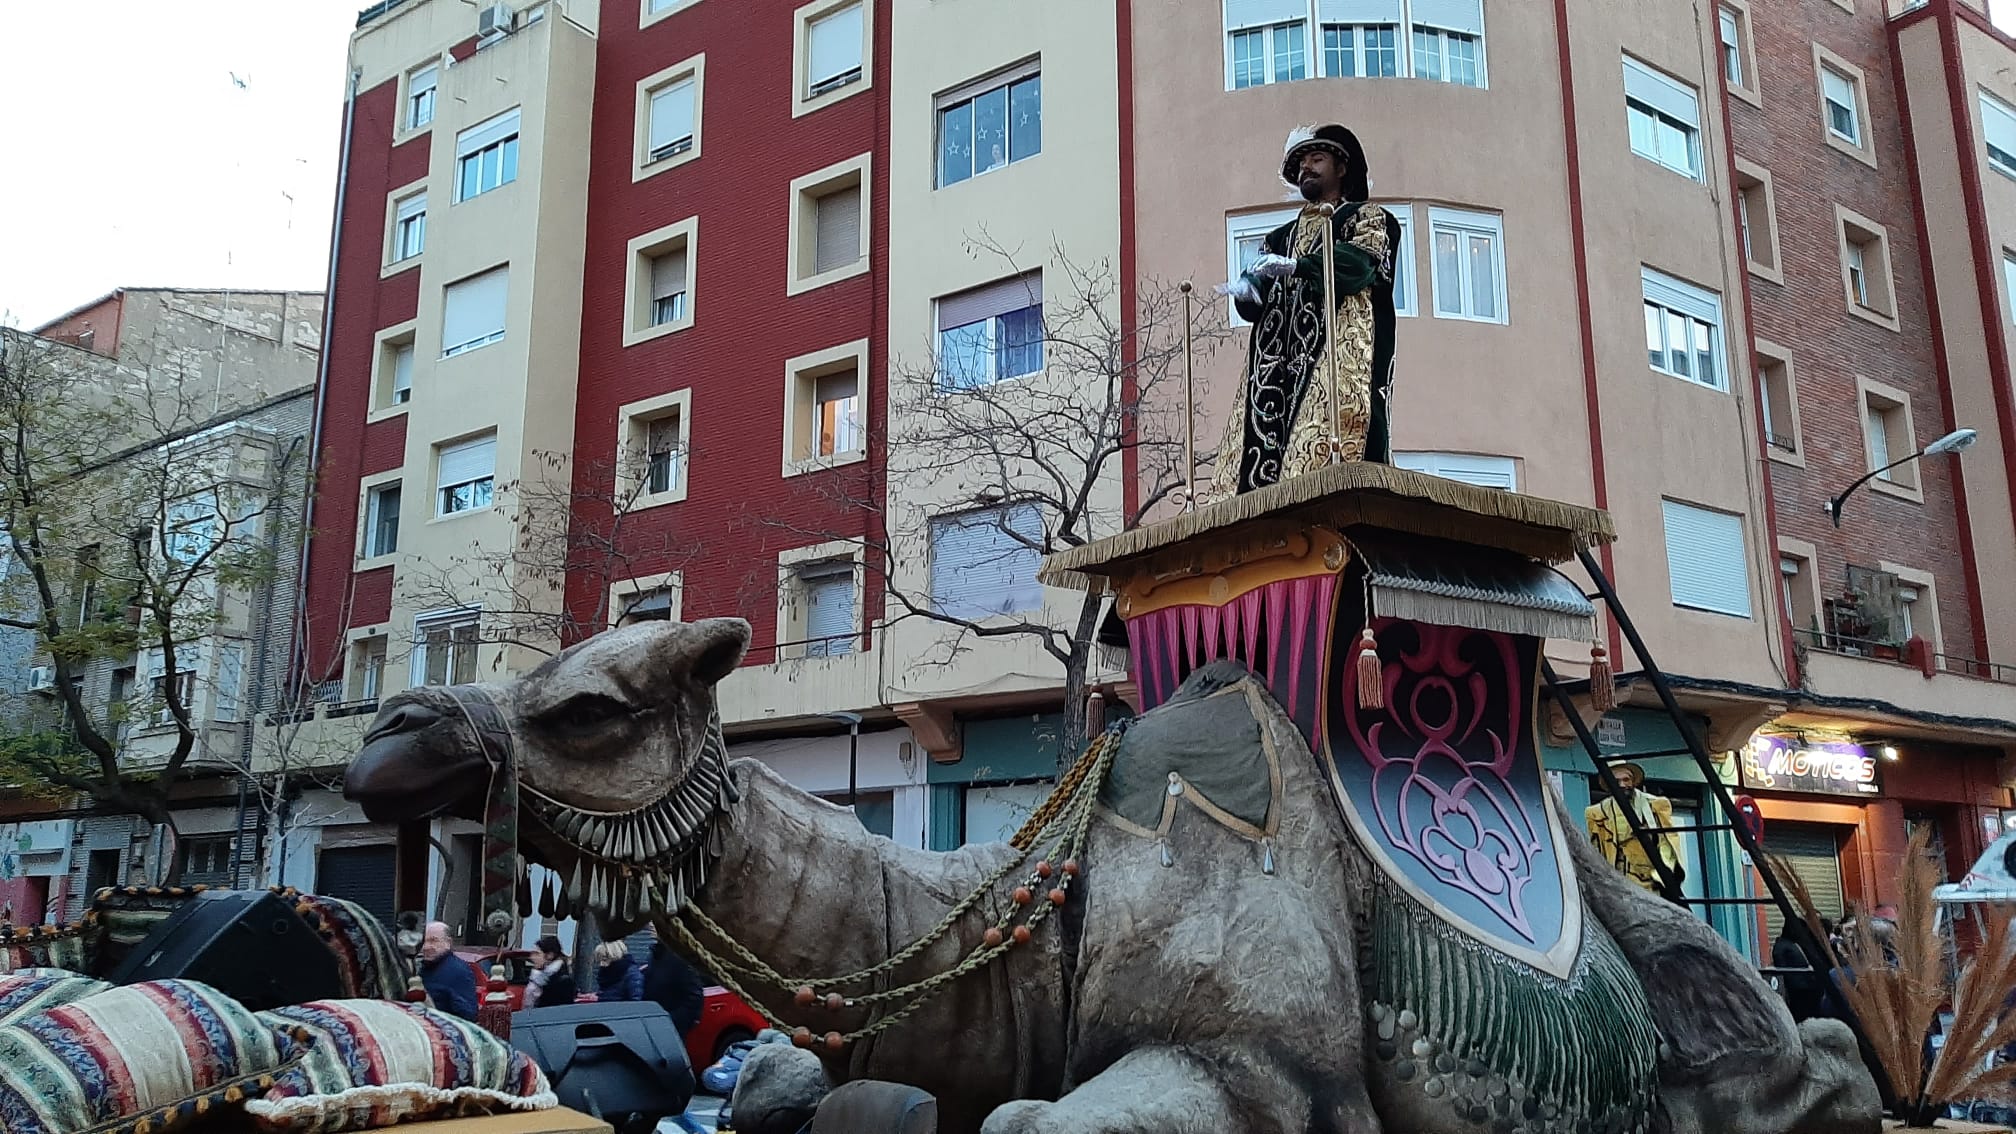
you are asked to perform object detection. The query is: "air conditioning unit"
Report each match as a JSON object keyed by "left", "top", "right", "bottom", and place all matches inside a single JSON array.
[
  {"left": 477, "top": 2, "right": 515, "bottom": 40},
  {"left": 27, "top": 666, "right": 55, "bottom": 694}
]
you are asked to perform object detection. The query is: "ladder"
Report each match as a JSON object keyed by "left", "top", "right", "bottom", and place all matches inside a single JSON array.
[{"left": 1542, "top": 549, "right": 1894, "bottom": 1105}]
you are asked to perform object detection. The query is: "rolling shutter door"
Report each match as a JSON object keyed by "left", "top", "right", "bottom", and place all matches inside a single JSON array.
[
  {"left": 316, "top": 845, "right": 398, "bottom": 927},
  {"left": 1762, "top": 823, "right": 1844, "bottom": 942}
]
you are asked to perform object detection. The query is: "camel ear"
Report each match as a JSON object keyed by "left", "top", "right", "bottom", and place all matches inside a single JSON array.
[{"left": 687, "top": 618, "right": 751, "bottom": 686}]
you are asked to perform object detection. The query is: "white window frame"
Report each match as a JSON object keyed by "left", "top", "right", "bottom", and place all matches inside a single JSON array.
[
  {"left": 348, "top": 634, "right": 389, "bottom": 703},
  {"left": 935, "top": 60, "right": 1042, "bottom": 189},
  {"left": 1821, "top": 65, "right": 1861, "bottom": 146},
  {"left": 454, "top": 108, "right": 521, "bottom": 203},
  {"left": 1641, "top": 266, "right": 1728, "bottom": 392},
  {"left": 435, "top": 433, "right": 497, "bottom": 518},
  {"left": 1981, "top": 90, "right": 2016, "bottom": 180},
  {"left": 798, "top": 562, "right": 858, "bottom": 658},
  {"left": 1225, "top": 205, "right": 1415, "bottom": 325},
  {"left": 776, "top": 542, "right": 864, "bottom": 660},
  {"left": 783, "top": 339, "right": 870, "bottom": 476},
  {"left": 1427, "top": 207, "right": 1507, "bottom": 325},
  {"left": 787, "top": 153, "right": 872, "bottom": 296},
  {"left": 624, "top": 218, "right": 699, "bottom": 346},
  {"left": 411, "top": 608, "right": 481, "bottom": 689},
  {"left": 392, "top": 193, "right": 426, "bottom": 263},
  {"left": 616, "top": 388, "right": 693, "bottom": 509},
  {"left": 793, "top": 0, "right": 873, "bottom": 118},
  {"left": 1393, "top": 451, "right": 1516, "bottom": 489},
  {"left": 2004, "top": 250, "right": 2016, "bottom": 324},
  {"left": 364, "top": 481, "right": 402, "bottom": 559},
  {"left": 633, "top": 55, "right": 705, "bottom": 181},
  {"left": 934, "top": 273, "right": 1044, "bottom": 391},
  {"left": 405, "top": 64, "right": 438, "bottom": 132},
  {"left": 441, "top": 266, "right": 510, "bottom": 358},
  {"left": 1222, "top": 1, "right": 1488, "bottom": 91},
  {"left": 1661, "top": 500, "right": 1752, "bottom": 618},
  {"left": 1623, "top": 57, "right": 1703, "bottom": 181}
]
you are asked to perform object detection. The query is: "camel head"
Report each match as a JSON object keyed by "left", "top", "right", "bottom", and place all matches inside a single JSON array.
[{"left": 342, "top": 617, "right": 750, "bottom": 931}]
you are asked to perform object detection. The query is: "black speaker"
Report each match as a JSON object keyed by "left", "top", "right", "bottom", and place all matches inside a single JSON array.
[
  {"left": 511, "top": 1000, "right": 695, "bottom": 1134},
  {"left": 105, "top": 889, "right": 344, "bottom": 1011}
]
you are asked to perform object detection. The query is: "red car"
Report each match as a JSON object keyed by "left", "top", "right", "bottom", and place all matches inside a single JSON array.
[{"left": 455, "top": 947, "right": 766, "bottom": 1068}]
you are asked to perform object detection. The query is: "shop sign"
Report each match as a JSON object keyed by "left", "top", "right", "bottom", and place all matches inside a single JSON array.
[
  {"left": 1740, "top": 736, "right": 1880, "bottom": 797},
  {"left": 1596, "top": 717, "right": 1626, "bottom": 749}
]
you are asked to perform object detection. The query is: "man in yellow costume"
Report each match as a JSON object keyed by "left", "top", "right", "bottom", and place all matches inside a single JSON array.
[
  {"left": 1585, "top": 762, "right": 1686, "bottom": 895},
  {"left": 1205, "top": 124, "right": 1402, "bottom": 501}
]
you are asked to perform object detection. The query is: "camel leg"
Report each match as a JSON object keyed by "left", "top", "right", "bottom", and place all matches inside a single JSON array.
[{"left": 979, "top": 1049, "right": 1241, "bottom": 1134}]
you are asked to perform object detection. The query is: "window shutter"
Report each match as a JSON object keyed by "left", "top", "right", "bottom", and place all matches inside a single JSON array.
[
  {"left": 392, "top": 344, "right": 414, "bottom": 396},
  {"left": 438, "top": 435, "right": 497, "bottom": 489},
  {"left": 1640, "top": 266, "right": 1721, "bottom": 325},
  {"left": 936, "top": 271, "right": 1042, "bottom": 331},
  {"left": 1821, "top": 68, "right": 1856, "bottom": 110},
  {"left": 648, "top": 414, "right": 681, "bottom": 453},
  {"left": 456, "top": 108, "right": 521, "bottom": 157},
  {"left": 651, "top": 249, "right": 688, "bottom": 300},
  {"left": 1393, "top": 451, "right": 1515, "bottom": 490},
  {"left": 807, "top": 4, "right": 864, "bottom": 86},
  {"left": 648, "top": 80, "right": 695, "bottom": 153},
  {"left": 442, "top": 267, "right": 509, "bottom": 351},
  {"left": 396, "top": 194, "right": 427, "bottom": 225},
  {"left": 804, "top": 570, "right": 855, "bottom": 644},
  {"left": 411, "top": 65, "right": 438, "bottom": 97},
  {"left": 813, "top": 184, "right": 861, "bottom": 274},
  {"left": 1661, "top": 500, "right": 1751, "bottom": 617},
  {"left": 1622, "top": 58, "right": 1700, "bottom": 129},
  {"left": 1982, "top": 94, "right": 2016, "bottom": 158},
  {"left": 1228, "top": 0, "right": 1313, "bottom": 30},
  {"left": 929, "top": 504, "right": 1044, "bottom": 619},
  {"left": 1409, "top": 0, "right": 1482, "bottom": 34}
]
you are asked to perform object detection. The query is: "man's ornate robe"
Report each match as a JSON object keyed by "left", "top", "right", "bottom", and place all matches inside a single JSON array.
[{"left": 1203, "top": 201, "right": 1401, "bottom": 502}]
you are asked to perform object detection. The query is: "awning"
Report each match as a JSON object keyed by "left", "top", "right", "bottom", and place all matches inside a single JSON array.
[{"left": 1347, "top": 529, "right": 1596, "bottom": 642}]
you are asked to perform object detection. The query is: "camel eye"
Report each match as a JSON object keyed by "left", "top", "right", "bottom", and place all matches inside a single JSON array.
[{"left": 538, "top": 693, "right": 636, "bottom": 733}]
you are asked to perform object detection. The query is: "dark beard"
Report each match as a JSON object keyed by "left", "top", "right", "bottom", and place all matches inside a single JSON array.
[{"left": 1299, "top": 176, "right": 1333, "bottom": 203}]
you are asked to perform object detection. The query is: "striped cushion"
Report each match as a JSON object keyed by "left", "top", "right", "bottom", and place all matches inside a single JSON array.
[
  {"left": 0, "top": 967, "right": 112, "bottom": 1025},
  {"left": 0, "top": 979, "right": 296, "bottom": 1134},
  {"left": 245, "top": 1000, "right": 553, "bottom": 1132},
  {"left": 277, "top": 892, "right": 409, "bottom": 1001}
]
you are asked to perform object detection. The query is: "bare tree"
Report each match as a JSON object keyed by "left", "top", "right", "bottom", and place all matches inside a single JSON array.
[
  {"left": 0, "top": 329, "right": 296, "bottom": 842},
  {"left": 764, "top": 237, "right": 1231, "bottom": 759},
  {"left": 398, "top": 447, "right": 702, "bottom": 664}
]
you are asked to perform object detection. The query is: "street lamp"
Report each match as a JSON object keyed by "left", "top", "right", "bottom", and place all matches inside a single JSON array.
[
  {"left": 1824, "top": 428, "right": 1977, "bottom": 527},
  {"left": 821, "top": 711, "right": 863, "bottom": 806}
]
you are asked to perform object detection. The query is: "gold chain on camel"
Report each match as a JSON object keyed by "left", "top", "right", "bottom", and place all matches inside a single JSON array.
[{"left": 665, "top": 722, "right": 1125, "bottom": 1052}]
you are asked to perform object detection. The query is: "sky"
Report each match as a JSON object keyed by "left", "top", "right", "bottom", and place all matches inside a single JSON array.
[{"left": 0, "top": 2, "right": 356, "bottom": 328}]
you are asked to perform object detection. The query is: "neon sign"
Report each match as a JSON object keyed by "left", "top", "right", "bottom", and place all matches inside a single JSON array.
[{"left": 1740, "top": 736, "right": 1881, "bottom": 797}]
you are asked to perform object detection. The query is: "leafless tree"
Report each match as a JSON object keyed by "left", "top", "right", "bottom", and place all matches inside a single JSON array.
[{"left": 763, "top": 236, "right": 1231, "bottom": 759}]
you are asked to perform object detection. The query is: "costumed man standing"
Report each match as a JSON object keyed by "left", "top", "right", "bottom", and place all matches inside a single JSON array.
[
  {"left": 1204, "top": 124, "right": 1402, "bottom": 501},
  {"left": 1584, "top": 762, "right": 1686, "bottom": 897}
]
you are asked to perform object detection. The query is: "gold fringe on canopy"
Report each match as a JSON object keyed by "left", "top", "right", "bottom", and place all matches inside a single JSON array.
[{"left": 1042, "top": 463, "right": 1616, "bottom": 593}]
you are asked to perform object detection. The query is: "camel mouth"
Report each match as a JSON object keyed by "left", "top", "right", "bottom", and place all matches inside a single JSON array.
[{"left": 344, "top": 697, "right": 491, "bottom": 823}]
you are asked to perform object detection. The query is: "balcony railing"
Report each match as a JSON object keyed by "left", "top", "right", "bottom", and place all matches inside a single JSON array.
[
  {"left": 1795, "top": 628, "right": 2016, "bottom": 684},
  {"left": 261, "top": 697, "right": 381, "bottom": 728}
]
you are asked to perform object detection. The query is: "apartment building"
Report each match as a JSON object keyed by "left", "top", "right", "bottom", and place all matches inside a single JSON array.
[
  {"left": 0, "top": 287, "right": 320, "bottom": 924},
  {"left": 280, "top": 0, "right": 1118, "bottom": 942},
  {"left": 1133, "top": 0, "right": 2016, "bottom": 954}
]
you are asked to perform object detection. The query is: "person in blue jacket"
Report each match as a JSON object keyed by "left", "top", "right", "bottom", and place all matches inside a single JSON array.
[
  {"left": 419, "top": 921, "right": 478, "bottom": 1021},
  {"left": 595, "top": 939, "right": 645, "bottom": 1001}
]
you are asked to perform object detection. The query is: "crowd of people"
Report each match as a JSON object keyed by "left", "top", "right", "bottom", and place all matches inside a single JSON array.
[{"left": 416, "top": 919, "right": 705, "bottom": 1032}]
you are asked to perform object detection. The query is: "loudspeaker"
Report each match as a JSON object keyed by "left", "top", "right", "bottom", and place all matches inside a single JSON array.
[
  {"left": 511, "top": 1000, "right": 695, "bottom": 1134},
  {"left": 105, "top": 889, "right": 344, "bottom": 1011}
]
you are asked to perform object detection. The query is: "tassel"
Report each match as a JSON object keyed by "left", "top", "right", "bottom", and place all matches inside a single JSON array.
[
  {"left": 1355, "top": 628, "right": 1384, "bottom": 710},
  {"left": 476, "top": 964, "right": 513, "bottom": 1040},
  {"left": 1590, "top": 643, "right": 1615, "bottom": 713}
]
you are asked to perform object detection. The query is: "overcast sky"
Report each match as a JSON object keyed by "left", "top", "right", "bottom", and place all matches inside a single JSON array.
[
  {"left": 0, "top": 2, "right": 355, "bottom": 328},
  {"left": 2, "top": 2, "right": 2010, "bottom": 329}
]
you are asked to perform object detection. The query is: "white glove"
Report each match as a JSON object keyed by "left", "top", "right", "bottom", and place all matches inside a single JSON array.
[
  {"left": 1214, "top": 277, "right": 1261, "bottom": 305},
  {"left": 1249, "top": 253, "right": 1297, "bottom": 280}
]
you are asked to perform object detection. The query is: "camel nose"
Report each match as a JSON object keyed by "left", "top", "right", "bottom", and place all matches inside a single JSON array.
[{"left": 362, "top": 698, "right": 442, "bottom": 744}]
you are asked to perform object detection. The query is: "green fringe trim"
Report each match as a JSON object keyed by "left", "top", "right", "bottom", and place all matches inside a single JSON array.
[{"left": 1364, "top": 875, "right": 1660, "bottom": 1130}]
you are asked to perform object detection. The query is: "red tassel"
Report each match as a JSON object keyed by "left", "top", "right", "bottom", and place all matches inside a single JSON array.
[
  {"left": 1589, "top": 643, "right": 1615, "bottom": 713},
  {"left": 1356, "top": 629, "right": 1384, "bottom": 710},
  {"left": 476, "top": 964, "right": 513, "bottom": 1040}
]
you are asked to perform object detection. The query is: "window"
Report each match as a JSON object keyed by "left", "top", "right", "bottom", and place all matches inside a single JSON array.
[
  {"left": 389, "top": 343, "right": 413, "bottom": 404},
  {"left": 1392, "top": 451, "right": 1516, "bottom": 489},
  {"left": 1983, "top": 92, "right": 2016, "bottom": 179},
  {"left": 936, "top": 272, "right": 1043, "bottom": 389},
  {"left": 1225, "top": 1, "right": 1485, "bottom": 89},
  {"left": 802, "top": 0, "right": 865, "bottom": 100},
  {"left": 1859, "top": 379, "right": 1919, "bottom": 492},
  {"left": 816, "top": 370, "right": 860, "bottom": 458},
  {"left": 371, "top": 324, "right": 417, "bottom": 413},
  {"left": 624, "top": 219, "right": 698, "bottom": 344},
  {"left": 179, "top": 836, "right": 233, "bottom": 884},
  {"left": 1624, "top": 57, "right": 1702, "bottom": 180},
  {"left": 784, "top": 340, "right": 868, "bottom": 473},
  {"left": 1837, "top": 208, "right": 1897, "bottom": 325},
  {"left": 799, "top": 563, "right": 856, "bottom": 657},
  {"left": 436, "top": 433, "right": 496, "bottom": 517},
  {"left": 442, "top": 267, "right": 509, "bottom": 357},
  {"left": 617, "top": 389, "right": 692, "bottom": 505},
  {"left": 789, "top": 155, "right": 870, "bottom": 293},
  {"left": 1661, "top": 500, "right": 1751, "bottom": 617},
  {"left": 73, "top": 545, "right": 98, "bottom": 625},
  {"left": 617, "top": 586, "right": 677, "bottom": 624},
  {"left": 1897, "top": 584, "right": 1919, "bottom": 642},
  {"left": 365, "top": 483, "right": 401, "bottom": 558},
  {"left": 1642, "top": 267, "right": 1726, "bottom": 391},
  {"left": 2006, "top": 251, "right": 2016, "bottom": 324},
  {"left": 392, "top": 193, "right": 426, "bottom": 262},
  {"left": 414, "top": 611, "right": 479, "bottom": 687},
  {"left": 407, "top": 65, "right": 437, "bottom": 131},
  {"left": 349, "top": 636, "right": 387, "bottom": 702},
  {"left": 647, "top": 78, "right": 696, "bottom": 164},
  {"left": 1756, "top": 346, "right": 1799, "bottom": 456},
  {"left": 150, "top": 666, "right": 196, "bottom": 728},
  {"left": 214, "top": 643, "right": 243, "bottom": 721},
  {"left": 646, "top": 414, "right": 683, "bottom": 495},
  {"left": 1821, "top": 65, "right": 1860, "bottom": 145},
  {"left": 162, "top": 496, "right": 218, "bottom": 566},
  {"left": 1428, "top": 207, "right": 1505, "bottom": 323},
  {"left": 1226, "top": 205, "right": 1415, "bottom": 323},
  {"left": 1734, "top": 163, "right": 1780, "bottom": 277},
  {"left": 937, "top": 64, "right": 1041, "bottom": 188},
  {"left": 929, "top": 504, "right": 1045, "bottom": 620},
  {"left": 455, "top": 108, "right": 520, "bottom": 202},
  {"left": 632, "top": 55, "right": 705, "bottom": 179},
  {"left": 1718, "top": 7, "right": 1744, "bottom": 87},
  {"left": 1779, "top": 553, "right": 1817, "bottom": 637}
]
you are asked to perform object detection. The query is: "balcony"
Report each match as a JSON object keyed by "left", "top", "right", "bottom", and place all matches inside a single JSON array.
[
  {"left": 247, "top": 700, "right": 376, "bottom": 776},
  {"left": 1796, "top": 627, "right": 2016, "bottom": 726}
]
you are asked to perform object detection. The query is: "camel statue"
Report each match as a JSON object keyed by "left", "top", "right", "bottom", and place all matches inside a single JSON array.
[{"left": 344, "top": 615, "right": 1879, "bottom": 1134}]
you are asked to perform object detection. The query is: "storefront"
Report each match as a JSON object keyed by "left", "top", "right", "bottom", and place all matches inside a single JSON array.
[{"left": 0, "top": 820, "right": 73, "bottom": 927}]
